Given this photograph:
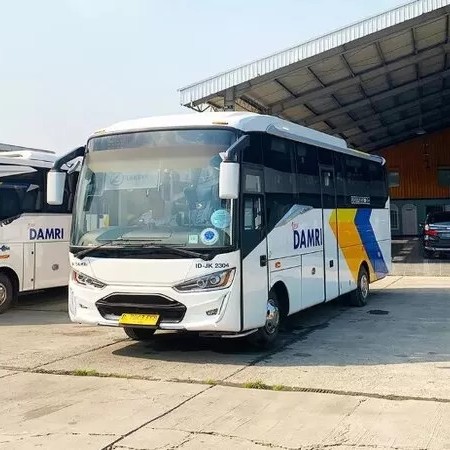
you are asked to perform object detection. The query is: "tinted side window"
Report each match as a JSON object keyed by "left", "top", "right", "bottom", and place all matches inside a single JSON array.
[
  {"left": 242, "top": 132, "right": 263, "bottom": 165},
  {"left": 294, "top": 143, "right": 321, "bottom": 208},
  {"left": 344, "top": 156, "right": 370, "bottom": 207},
  {"left": 333, "top": 152, "right": 346, "bottom": 208},
  {"left": 429, "top": 212, "right": 450, "bottom": 224},
  {"left": 0, "top": 170, "right": 45, "bottom": 221},
  {"left": 320, "top": 168, "right": 336, "bottom": 209},
  {"left": 264, "top": 136, "right": 295, "bottom": 172},
  {"left": 264, "top": 136, "right": 296, "bottom": 230},
  {"left": 368, "top": 161, "right": 388, "bottom": 208},
  {"left": 318, "top": 147, "right": 333, "bottom": 165}
]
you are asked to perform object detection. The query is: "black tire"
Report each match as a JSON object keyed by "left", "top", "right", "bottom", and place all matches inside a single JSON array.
[
  {"left": 349, "top": 265, "right": 370, "bottom": 307},
  {"left": 423, "top": 249, "right": 433, "bottom": 259},
  {"left": 124, "top": 327, "right": 156, "bottom": 341},
  {"left": 0, "top": 273, "right": 14, "bottom": 314},
  {"left": 248, "top": 291, "right": 281, "bottom": 349}
]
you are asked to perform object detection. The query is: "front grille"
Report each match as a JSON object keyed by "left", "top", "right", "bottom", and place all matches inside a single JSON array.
[{"left": 96, "top": 294, "right": 186, "bottom": 323}]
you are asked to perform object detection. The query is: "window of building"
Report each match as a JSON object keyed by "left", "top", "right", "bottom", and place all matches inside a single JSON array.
[
  {"left": 390, "top": 205, "right": 399, "bottom": 230},
  {"left": 388, "top": 171, "right": 400, "bottom": 188},
  {"left": 437, "top": 167, "right": 450, "bottom": 186}
]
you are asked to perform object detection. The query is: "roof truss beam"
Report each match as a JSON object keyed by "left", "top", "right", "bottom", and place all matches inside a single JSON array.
[
  {"left": 304, "top": 66, "right": 450, "bottom": 126},
  {"left": 333, "top": 88, "right": 450, "bottom": 135},
  {"left": 351, "top": 104, "right": 450, "bottom": 143},
  {"left": 365, "top": 125, "right": 448, "bottom": 151},
  {"left": 365, "top": 114, "right": 450, "bottom": 151},
  {"left": 269, "top": 42, "right": 450, "bottom": 114}
]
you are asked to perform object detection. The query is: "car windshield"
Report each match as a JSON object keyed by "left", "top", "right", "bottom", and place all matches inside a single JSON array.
[
  {"left": 71, "top": 129, "right": 237, "bottom": 250},
  {"left": 429, "top": 212, "right": 450, "bottom": 224}
]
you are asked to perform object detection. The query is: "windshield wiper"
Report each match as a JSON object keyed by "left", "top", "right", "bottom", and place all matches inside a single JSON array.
[
  {"left": 73, "top": 240, "right": 215, "bottom": 261},
  {"left": 72, "top": 239, "right": 125, "bottom": 260},
  {"left": 125, "top": 243, "right": 213, "bottom": 261}
]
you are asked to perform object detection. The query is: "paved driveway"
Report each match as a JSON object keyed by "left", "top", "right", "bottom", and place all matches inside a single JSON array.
[
  {"left": 1, "top": 277, "right": 450, "bottom": 449},
  {"left": 392, "top": 238, "right": 450, "bottom": 276}
]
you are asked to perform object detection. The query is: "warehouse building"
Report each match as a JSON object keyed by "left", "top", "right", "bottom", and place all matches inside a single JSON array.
[{"left": 179, "top": 0, "right": 450, "bottom": 237}]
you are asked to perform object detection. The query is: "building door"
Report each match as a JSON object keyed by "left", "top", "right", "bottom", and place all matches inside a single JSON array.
[{"left": 402, "top": 204, "right": 418, "bottom": 236}]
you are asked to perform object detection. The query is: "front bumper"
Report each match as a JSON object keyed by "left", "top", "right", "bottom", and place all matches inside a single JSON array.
[
  {"left": 68, "top": 282, "right": 240, "bottom": 332},
  {"left": 424, "top": 246, "right": 450, "bottom": 252}
]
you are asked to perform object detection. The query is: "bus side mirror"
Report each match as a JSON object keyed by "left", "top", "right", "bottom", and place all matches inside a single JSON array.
[
  {"left": 219, "top": 162, "right": 239, "bottom": 200},
  {"left": 47, "top": 171, "right": 66, "bottom": 205}
]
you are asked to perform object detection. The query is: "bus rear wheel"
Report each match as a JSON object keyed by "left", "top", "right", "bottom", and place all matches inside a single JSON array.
[
  {"left": 249, "top": 292, "right": 281, "bottom": 349},
  {"left": 123, "top": 327, "right": 156, "bottom": 341},
  {"left": 349, "top": 265, "right": 370, "bottom": 307},
  {"left": 0, "top": 273, "right": 14, "bottom": 314}
]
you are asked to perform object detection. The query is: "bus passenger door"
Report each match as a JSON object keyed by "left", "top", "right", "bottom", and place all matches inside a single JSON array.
[
  {"left": 320, "top": 167, "right": 339, "bottom": 301},
  {"left": 241, "top": 193, "right": 269, "bottom": 331},
  {"left": 22, "top": 242, "right": 35, "bottom": 291}
]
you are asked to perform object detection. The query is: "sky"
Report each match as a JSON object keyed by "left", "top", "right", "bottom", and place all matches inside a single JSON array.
[{"left": 0, "top": 0, "right": 409, "bottom": 153}]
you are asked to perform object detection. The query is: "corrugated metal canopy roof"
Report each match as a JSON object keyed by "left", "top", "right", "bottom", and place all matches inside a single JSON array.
[{"left": 179, "top": 0, "right": 450, "bottom": 152}]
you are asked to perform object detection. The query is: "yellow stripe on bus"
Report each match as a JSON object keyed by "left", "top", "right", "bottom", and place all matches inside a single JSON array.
[{"left": 329, "top": 209, "right": 375, "bottom": 282}]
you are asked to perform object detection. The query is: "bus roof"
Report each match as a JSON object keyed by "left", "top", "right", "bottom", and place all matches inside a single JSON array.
[
  {"left": 93, "top": 112, "right": 383, "bottom": 163},
  {"left": 0, "top": 149, "right": 57, "bottom": 169}
]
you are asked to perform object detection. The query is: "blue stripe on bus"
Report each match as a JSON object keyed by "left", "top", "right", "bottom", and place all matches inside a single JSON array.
[{"left": 354, "top": 209, "right": 388, "bottom": 278}]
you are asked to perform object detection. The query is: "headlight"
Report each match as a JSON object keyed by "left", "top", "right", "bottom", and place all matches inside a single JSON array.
[
  {"left": 174, "top": 268, "right": 235, "bottom": 292},
  {"left": 72, "top": 270, "right": 106, "bottom": 289}
]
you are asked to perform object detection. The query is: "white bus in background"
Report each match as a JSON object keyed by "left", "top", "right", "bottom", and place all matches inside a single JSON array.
[
  {"left": 47, "top": 112, "right": 391, "bottom": 347},
  {"left": 0, "top": 146, "right": 79, "bottom": 313}
]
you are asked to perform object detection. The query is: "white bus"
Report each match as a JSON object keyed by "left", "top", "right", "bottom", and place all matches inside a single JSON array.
[
  {"left": 47, "top": 112, "right": 391, "bottom": 347},
  {"left": 0, "top": 146, "right": 79, "bottom": 313}
]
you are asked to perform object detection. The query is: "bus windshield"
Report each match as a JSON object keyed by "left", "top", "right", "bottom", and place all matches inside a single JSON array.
[{"left": 71, "top": 129, "right": 237, "bottom": 250}]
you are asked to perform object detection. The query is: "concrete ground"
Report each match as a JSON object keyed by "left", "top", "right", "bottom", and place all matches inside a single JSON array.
[
  {"left": 391, "top": 238, "right": 450, "bottom": 276},
  {"left": 1, "top": 277, "right": 450, "bottom": 449}
]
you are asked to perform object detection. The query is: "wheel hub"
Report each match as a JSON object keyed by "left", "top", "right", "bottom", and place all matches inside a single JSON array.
[
  {"left": 264, "top": 298, "right": 280, "bottom": 335},
  {"left": 0, "top": 283, "right": 6, "bottom": 306},
  {"left": 360, "top": 274, "right": 369, "bottom": 299}
]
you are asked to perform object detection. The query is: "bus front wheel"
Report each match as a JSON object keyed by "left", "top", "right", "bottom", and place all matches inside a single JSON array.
[
  {"left": 123, "top": 327, "right": 156, "bottom": 341},
  {"left": 249, "top": 292, "right": 281, "bottom": 349},
  {"left": 0, "top": 273, "right": 14, "bottom": 314}
]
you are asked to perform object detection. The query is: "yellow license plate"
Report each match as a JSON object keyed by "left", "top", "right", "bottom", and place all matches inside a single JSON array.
[{"left": 119, "top": 313, "right": 159, "bottom": 326}]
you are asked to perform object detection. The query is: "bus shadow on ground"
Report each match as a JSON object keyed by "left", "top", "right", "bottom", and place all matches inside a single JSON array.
[
  {"left": 112, "top": 286, "right": 450, "bottom": 367},
  {"left": 0, "top": 287, "right": 69, "bottom": 326},
  {"left": 16, "top": 287, "right": 68, "bottom": 311}
]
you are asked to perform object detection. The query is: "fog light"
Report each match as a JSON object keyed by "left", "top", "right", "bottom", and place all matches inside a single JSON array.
[
  {"left": 206, "top": 308, "right": 218, "bottom": 316},
  {"left": 68, "top": 290, "right": 77, "bottom": 316}
]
